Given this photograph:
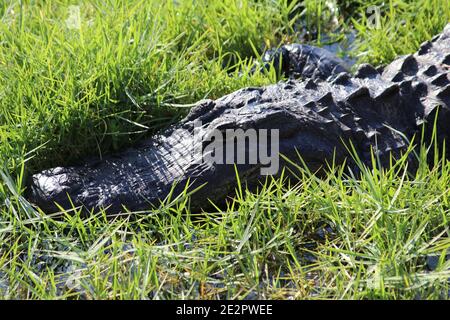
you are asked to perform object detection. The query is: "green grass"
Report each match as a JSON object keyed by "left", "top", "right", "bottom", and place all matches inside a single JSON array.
[{"left": 0, "top": 0, "right": 449, "bottom": 299}]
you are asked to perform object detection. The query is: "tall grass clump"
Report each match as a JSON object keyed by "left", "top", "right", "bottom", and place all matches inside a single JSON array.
[{"left": 290, "top": 0, "right": 450, "bottom": 65}]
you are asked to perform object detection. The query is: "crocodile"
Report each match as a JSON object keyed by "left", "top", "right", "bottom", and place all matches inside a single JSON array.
[{"left": 28, "top": 24, "right": 450, "bottom": 214}]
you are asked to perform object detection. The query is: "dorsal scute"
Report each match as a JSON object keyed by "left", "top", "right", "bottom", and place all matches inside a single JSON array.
[{"left": 355, "top": 63, "right": 379, "bottom": 79}]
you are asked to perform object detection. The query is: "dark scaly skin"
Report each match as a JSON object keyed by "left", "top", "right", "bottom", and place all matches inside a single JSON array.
[{"left": 28, "top": 24, "right": 450, "bottom": 214}]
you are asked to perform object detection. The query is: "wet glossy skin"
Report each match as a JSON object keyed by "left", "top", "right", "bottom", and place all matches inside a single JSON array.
[{"left": 28, "top": 24, "right": 450, "bottom": 214}]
